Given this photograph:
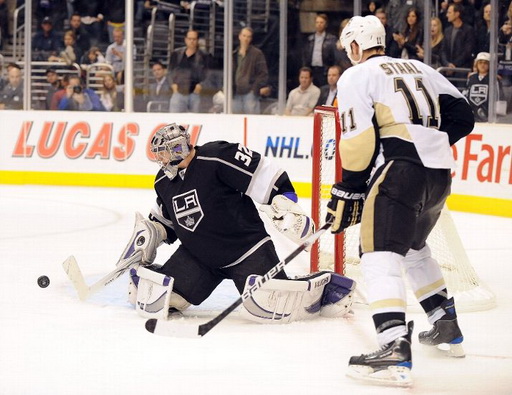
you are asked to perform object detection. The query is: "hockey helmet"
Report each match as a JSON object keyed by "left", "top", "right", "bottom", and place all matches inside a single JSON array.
[
  {"left": 340, "top": 15, "right": 386, "bottom": 65},
  {"left": 150, "top": 123, "right": 191, "bottom": 180}
]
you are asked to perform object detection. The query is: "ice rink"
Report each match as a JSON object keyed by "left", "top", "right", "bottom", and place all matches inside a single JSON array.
[{"left": 1, "top": 184, "right": 511, "bottom": 394}]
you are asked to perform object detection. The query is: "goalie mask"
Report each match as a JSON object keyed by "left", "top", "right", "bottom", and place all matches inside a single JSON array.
[
  {"left": 340, "top": 15, "right": 386, "bottom": 65},
  {"left": 151, "top": 123, "right": 191, "bottom": 180}
]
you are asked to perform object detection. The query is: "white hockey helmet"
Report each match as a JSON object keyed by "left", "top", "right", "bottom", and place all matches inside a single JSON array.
[
  {"left": 340, "top": 15, "right": 386, "bottom": 65},
  {"left": 150, "top": 123, "right": 191, "bottom": 180}
]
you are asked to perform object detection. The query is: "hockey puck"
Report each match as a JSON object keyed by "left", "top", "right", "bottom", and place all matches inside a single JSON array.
[{"left": 37, "top": 275, "right": 50, "bottom": 288}]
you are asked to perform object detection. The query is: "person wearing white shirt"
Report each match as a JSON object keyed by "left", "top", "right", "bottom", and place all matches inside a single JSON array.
[{"left": 285, "top": 67, "right": 321, "bottom": 116}]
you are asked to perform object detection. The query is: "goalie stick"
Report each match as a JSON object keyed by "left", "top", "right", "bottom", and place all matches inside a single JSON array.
[
  {"left": 62, "top": 252, "right": 141, "bottom": 301},
  {"left": 145, "top": 221, "right": 333, "bottom": 338}
]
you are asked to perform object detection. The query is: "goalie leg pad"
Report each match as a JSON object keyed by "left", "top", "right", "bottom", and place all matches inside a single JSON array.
[
  {"left": 320, "top": 273, "right": 357, "bottom": 318},
  {"left": 240, "top": 274, "right": 319, "bottom": 324},
  {"left": 240, "top": 272, "right": 350, "bottom": 324},
  {"left": 135, "top": 266, "right": 174, "bottom": 320}
]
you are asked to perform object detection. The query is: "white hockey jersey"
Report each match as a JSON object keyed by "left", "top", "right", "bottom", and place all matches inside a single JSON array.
[{"left": 336, "top": 55, "right": 474, "bottom": 190}]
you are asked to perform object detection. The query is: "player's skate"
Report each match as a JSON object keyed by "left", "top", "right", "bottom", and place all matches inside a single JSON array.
[
  {"left": 418, "top": 297, "right": 465, "bottom": 358},
  {"left": 347, "top": 321, "right": 414, "bottom": 387}
]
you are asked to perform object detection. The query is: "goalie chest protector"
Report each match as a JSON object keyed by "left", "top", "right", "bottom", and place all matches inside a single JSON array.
[{"left": 154, "top": 141, "right": 272, "bottom": 269}]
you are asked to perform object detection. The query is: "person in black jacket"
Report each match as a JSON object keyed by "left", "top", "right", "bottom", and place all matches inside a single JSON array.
[{"left": 302, "top": 13, "right": 338, "bottom": 87}]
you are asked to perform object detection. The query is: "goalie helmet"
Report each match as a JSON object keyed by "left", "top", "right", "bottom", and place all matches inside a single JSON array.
[
  {"left": 340, "top": 15, "right": 386, "bottom": 65},
  {"left": 150, "top": 123, "right": 191, "bottom": 180}
]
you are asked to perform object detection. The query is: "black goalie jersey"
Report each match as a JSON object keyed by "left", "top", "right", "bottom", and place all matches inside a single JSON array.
[{"left": 149, "top": 141, "right": 295, "bottom": 269}]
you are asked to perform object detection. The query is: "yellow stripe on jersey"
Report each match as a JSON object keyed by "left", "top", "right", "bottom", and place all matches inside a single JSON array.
[
  {"left": 360, "top": 161, "right": 394, "bottom": 253},
  {"left": 374, "top": 102, "right": 413, "bottom": 141},
  {"left": 339, "top": 126, "right": 376, "bottom": 172}
]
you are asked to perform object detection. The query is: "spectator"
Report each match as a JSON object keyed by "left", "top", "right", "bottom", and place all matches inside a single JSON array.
[
  {"left": 58, "top": 75, "right": 105, "bottom": 111},
  {"left": 362, "top": 1, "right": 382, "bottom": 16},
  {"left": 335, "top": 19, "right": 353, "bottom": 73},
  {"left": 50, "top": 74, "right": 70, "bottom": 110},
  {"left": 393, "top": 8, "right": 423, "bottom": 60},
  {"left": 302, "top": 13, "right": 338, "bottom": 87},
  {"left": 105, "top": 27, "right": 127, "bottom": 84},
  {"left": 68, "top": 12, "right": 91, "bottom": 56},
  {"left": 232, "top": 27, "right": 270, "bottom": 114},
  {"left": 284, "top": 67, "right": 320, "bottom": 116},
  {"left": 169, "top": 29, "right": 209, "bottom": 113},
  {"left": 32, "top": 17, "right": 61, "bottom": 61},
  {"left": 103, "top": 0, "right": 125, "bottom": 43},
  {"left": 0, "top": 63, "right": 22, "bottom": 110},
  {"left": 475, "top": 2, "right": 491, "bottom": 54},
  {"left": 80, "top": 46, "right": 106, "bottom": 65},
  {"left": 0, "top": 0, "right": 8, "bottom": 50},
  {"left": 417, "top": 17, "right": 445, "bottom": 69},
  {"left": 48, "top": 30, "right": 81, "bottom": 65},
  {"left": 99, "top": 74, "right": 124, "bottom": 111},
  {"left": 316, "top": 65, "right": 342, "bottom": 107},
  {"left": 147, "top": 61, "right": 172, "bottom": 111},
  {"left": 35, "top": 0, "right": 68, "bottom": 33},
  {"left": 452, "top": 0, "right": 476, "bottom": 27},
  {"left": 44, "top": 68, "right": 62, "bottom": 110},
  {"left": 465, "top": 52, "right": 505, "bottom": 121},
  {"left": 375, "top": 7, "right": 400, "bottom": 58},
  {"left": 73, "top": 1, "right": 104, "bottom": 47},
  {"left": 386, "top": 0, "right": 423, "bottom": 34},
  {"left": 440, "top": 3, "right": 476, "bottom": 87}
]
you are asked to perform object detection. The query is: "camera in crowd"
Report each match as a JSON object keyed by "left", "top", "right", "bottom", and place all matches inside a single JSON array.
[{"left": 73, "top": 85, "right": 83, "bottom": 94}]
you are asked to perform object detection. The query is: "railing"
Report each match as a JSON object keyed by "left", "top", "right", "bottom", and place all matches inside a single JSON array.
[
  {"left": 15, "top": 61, "right": 82, "bottom": 109},
  {"left": 12, "top": 4, "right": 25, "bottom": 61}
]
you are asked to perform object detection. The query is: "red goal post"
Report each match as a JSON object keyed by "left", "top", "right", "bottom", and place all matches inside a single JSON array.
[{"left": 310, "top": 106, "right": 344, "bottom": 274}]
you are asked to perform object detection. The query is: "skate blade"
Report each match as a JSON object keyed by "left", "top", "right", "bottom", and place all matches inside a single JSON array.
[
  {"left": 422, "top": 342, "right": 466, "bottom": 358},
  {"left": 347, "top": 365, "right": 412, "bottom": 388},
  {"left": 436, "top": 342, "right": 466, "bottom": 358}
]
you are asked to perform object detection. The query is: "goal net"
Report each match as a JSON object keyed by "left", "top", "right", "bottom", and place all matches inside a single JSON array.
[{"left": 310, "top": 106, "right": 496, "bottom": 312}]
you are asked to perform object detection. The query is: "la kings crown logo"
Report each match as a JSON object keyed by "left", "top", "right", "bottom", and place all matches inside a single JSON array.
[{"left": 172, "top": 189, "right": 204, "bottom": 232}]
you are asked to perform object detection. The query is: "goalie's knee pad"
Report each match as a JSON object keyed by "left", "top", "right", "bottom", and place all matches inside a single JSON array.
[
  {"left": 239, "top": 272, "right": 356, "bottom": 324},
  {"left": 128, "top": 266, "right": 191, "bottom": 320}
]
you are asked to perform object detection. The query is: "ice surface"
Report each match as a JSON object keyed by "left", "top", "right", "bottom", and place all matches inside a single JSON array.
[{"left": 1, "top": 185, "right": 511, "bottom": 394}]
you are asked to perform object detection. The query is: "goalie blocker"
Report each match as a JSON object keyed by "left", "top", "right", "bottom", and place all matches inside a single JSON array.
[{"left": 240, "top": 271, "right": 356, "bottom": 323}]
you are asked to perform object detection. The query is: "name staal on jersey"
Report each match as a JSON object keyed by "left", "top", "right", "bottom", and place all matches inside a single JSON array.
[{"left": 336, "top": 55, "right": 474, "bottom": 190}]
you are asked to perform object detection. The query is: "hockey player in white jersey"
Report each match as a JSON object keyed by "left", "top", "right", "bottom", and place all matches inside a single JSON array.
[
  {"left": 119, "top": 123, "right": 356, "bottom": 325},
  {"left": 326, "top": 15, "right": 475, "bottom": 386}
]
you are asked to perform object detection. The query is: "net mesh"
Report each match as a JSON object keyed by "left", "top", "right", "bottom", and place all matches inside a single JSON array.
[{"left": 311, "top": 107, "right": 496, "bottom": 312}]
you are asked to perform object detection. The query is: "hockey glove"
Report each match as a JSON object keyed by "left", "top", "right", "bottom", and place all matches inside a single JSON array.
[
  {"left": 117, "top": 212, "right": 167, "bottom": 267},
  {"left": 260, "top": 195, "right": 315, "bottom": 244},
  {"left": 326, "top": 183, "right": 365, "bottom": 233}
]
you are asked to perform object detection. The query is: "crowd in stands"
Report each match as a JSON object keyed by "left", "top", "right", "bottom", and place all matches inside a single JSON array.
[{"left": 0, "top": 0, "right": 510, "bottom": 121}]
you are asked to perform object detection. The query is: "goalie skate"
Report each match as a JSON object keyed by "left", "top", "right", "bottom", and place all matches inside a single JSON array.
[
  {"left": 347, "top": 322, "right": 414, "bottom": 388},
  {"left": 419, "top": 297, "right": 465, "bottom": 358}
]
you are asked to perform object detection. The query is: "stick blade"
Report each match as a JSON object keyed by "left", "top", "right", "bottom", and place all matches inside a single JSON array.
[
  {"left": 62, "top": 255, "right": 89, "bottom": 301},
  {"left": 145, "top": 319, "right": 202, "bottom": 338}
]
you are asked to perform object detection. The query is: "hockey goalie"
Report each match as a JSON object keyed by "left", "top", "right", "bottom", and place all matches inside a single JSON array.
[{"left": 117, "top": 123, "right": 356, "bottom": 323}]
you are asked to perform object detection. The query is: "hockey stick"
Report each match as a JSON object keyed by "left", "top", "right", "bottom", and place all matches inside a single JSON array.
[
  {"left": 62, "top": 252, "right": 141, "bottom": 301},
  {"left": 145, "top": 221, "right": 333, "bottom": 338}
]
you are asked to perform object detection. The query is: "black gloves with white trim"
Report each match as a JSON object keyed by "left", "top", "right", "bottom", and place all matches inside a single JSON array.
[{"left": 326, "top": 183, "right": 366, "bottom": 233}]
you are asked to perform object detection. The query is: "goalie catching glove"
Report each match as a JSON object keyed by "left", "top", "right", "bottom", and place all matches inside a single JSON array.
[
  {"left": 259, "top": 194, "right": 315, "bottom": 244},
  {"left": 326, "top": 183, "right": 365, "bottom": 233},
  {"left": 117, "top": 212, "right": 167, "bottom": 267}
]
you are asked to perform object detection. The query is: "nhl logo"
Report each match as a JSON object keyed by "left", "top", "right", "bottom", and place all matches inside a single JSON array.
[{"left": 172, "top": 189, "right": 204, "bottom": 232}]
